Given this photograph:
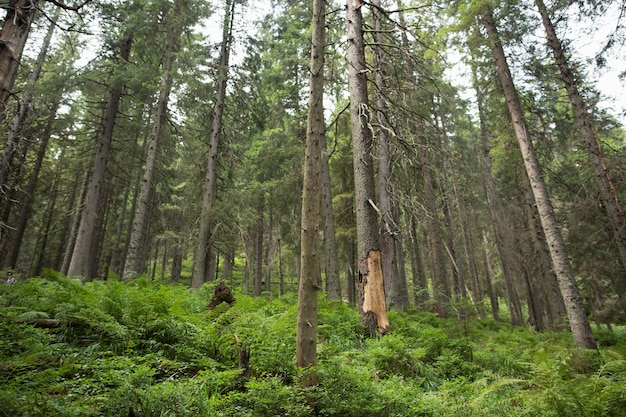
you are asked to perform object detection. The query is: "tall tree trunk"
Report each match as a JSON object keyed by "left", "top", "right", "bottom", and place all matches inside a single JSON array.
[
  {"left": 0, "top": 0, "right": 37, "bottom": 122},
  {"left": 67, "top": 33, "right": 133, "bottom": 281},
  {"left": 124, "top": 0, "right": 182, "bottom": 279},
  {"left": 321, "top": 145, "right": 341, "bottom": 300},
  {"left": 482, "top": 231, "right": 500, "bottom": 321},
  {"left": 0, "top": 6, "right": 57, "bottom": 191},
  {"left": 521, "top": 168, "right": 568, "bottom": 330},
  {"left": 31, "top": 176, "right": 58, "bottom": 276},
  {"left": 408, "top": 212, "right": 429, "bottom": 308},
  {"left": 4, "top": 98, "right": 60, "bottom": 268},
  {"left": 346, "top": 0, "right": 389, "bottom": 334},
  {"left": 54, "top": 171, "right": 78, "bottom": 270},
  {"left": 61, "top": 169, "right": 89, "bottom": 275},
  {"left": 481, "top": 9, "right": 596, "bottom": 349},
  {"left": 192, "top": 0, "right": 235, "bottom": 287},
  {"left": 537, "top": 0, "right": 626, "bottom": 310},
  {"left": 253, "top": 189, "right": 264, "bottom": 296},
  {"left": 265, "top": 193, "right": 273, "bottom": 292},
  {"left": 372, "top": 0, "right": 409, "bottom": 311},
  {"left": 296, "top": 0, "right": 325, "bottom": 386},
  {"left": 472, "top": 64, "right": 524, "bottom": 325}
]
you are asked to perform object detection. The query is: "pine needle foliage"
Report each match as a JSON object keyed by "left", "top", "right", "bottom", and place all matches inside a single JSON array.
[{"left": 1, "top": 275, "right": 625, "bottom": 416}]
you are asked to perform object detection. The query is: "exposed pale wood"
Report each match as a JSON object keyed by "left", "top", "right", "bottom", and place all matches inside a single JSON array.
[{"left": 362, "top": 250, "right": 390, "bottom": 334}]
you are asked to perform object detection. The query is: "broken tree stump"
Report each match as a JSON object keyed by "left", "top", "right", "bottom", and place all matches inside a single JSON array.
[
  {"left": 359, "top": 249, "right": 390, "bottom": 335},
  {"left": 208, "top": 281, "right": 235, "bottom": 309}
]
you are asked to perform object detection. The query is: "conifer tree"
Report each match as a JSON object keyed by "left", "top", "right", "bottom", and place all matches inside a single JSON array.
[{"left": 481, "top": 7, "right": 597, "bottom": 349}]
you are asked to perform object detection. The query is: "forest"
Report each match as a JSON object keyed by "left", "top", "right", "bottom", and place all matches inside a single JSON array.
[{"left": 1, "top": 0, "right": 626, "bottom": 415}]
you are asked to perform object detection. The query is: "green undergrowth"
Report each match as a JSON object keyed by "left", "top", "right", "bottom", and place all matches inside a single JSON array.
[{"left": 1, "top": 272, "right": 625, "bottom": 416}]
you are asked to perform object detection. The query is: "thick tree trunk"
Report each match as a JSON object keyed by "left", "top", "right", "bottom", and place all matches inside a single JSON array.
[
  {"left": 296, "top": 0, "right": 325, "bottom": 386},
  {"left": 67, "top": 33, "right": 133, "bottom": 281},
  {"left": 0, "top": 0, "right": 37, "bottom": 122},
  {"left": 192, "top": 0, "right": 235, "bottom": 287},
  {"left": 372, "top": 0, "right": 409, "bottom": 311},
  {"left": 124, "top": 0, "right": 182, "bottom": 279},
  {"left": 346, "top": 0, "right": 388, "bottom": 332},
  {"left": 482, "top": 9, "right": 597, "bottom": 349},
  {"left": 537, "top": 0, "right": 626, "bottom": 310}
]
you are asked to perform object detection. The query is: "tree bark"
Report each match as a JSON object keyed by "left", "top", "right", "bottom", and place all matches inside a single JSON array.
[
  {"left": 124, "top": 0, "right": 182, "bottom": 279},
  {"left": 67, "top": 33, "right": 133, "bottom": 281},
  {"left": 482, "top": 9, "right": 596, "bottom": 349},
  {"left": 296, "top": 0, "right": 325, "bottom": 386},
  {"left": 346, "top": 0, "right": 388, "bottom": 332},
  {"left": 0, "top": 6, "right": 57, "bottom": 191},
  {"left": 192, "top": 0, "right": 235, "bottom": 287},
  {"left": 0, "top": 0, "right": 37, "bottom": 122}
]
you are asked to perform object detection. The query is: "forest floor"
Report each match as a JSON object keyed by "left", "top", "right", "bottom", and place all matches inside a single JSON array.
[{"left": 1, "top": 271, "right": 626, "bottom": 416}]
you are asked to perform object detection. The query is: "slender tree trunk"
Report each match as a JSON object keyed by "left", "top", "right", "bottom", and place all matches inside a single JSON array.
[
  {"left": 482, "top": 231, "right": 500, "bottom": 321},
  {"left": 31, "top": 176, "right": 58, "bottom": 276},
  {"left": 54, "top": 172, "right": 78, "bottom": 270},
  {"left": 61, "top": 169, "right": 89, "bottom": 275},
  {"left": 253, "top": 189, "right": 264, "bottom": 296},
  {"left": 67, "top": 33, "right": 133, "bottom": 281},
  {"left": 278, "top": 238, "right": 284, "bottom": 296},
  {"left": 537, "top": 0, "right": 626, "bottom": 309},
  {"left": 521, "top": 168, "right": 568, "bottom": 330},
  {"left": 396, "top": 1, "right": 448, "bottom": 316},
  {"left": 0, "top": 0, "right": 37, "bottom": 122},
  {"left": 171, "top": 241, "right": 182, "bottom": 283},
  {"left": 192, "top": 0, "right": 235, "bottom": 287},
  {"left": 124, "top": 0, "right": 182, "bottom": 279},
  {"left": 482, "top": 9, "right": 596, "bottom": 349},
  {"left": 372, "top": 0, "right": 408, "bottom": 311},
  {"left": 346, "top": 0, "right": 388, "bottom": 334},
  {"left": 321, "top": 145, "right": 341, "bottom": 300},
  {"left": 0, "top": 7, "right": 57, "bottom": 191},
  {"left": 472, "top": 65, "right": 524, "bottom": 325},
  {"left": 453, "top": 165, "right": 483, "bottom": 313},
  {"left": 265, "top": 193, "right": 273, "bottom": 292},
  {"left": 296, "top": 0, "right": 325, "bottom": 386},
  {"left": 408, "top": 213, "right": 429, "bottom": 308},
  {"left": 4, "top": 99, "right": 60, "bottom": 268}
]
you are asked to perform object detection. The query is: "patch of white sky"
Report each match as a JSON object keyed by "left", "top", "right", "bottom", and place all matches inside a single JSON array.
[{"left": 444, "top": 1, "right": 626, "bottom": 125}]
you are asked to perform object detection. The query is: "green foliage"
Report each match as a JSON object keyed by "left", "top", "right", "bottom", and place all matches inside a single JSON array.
[{"left": 2, "top": 278, "right": 626, "bottom": 416}]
